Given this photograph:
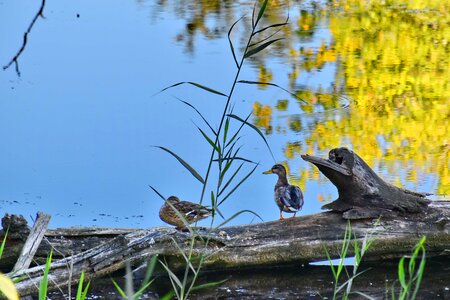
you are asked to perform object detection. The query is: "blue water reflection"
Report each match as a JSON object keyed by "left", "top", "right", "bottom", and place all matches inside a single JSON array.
[{"left": 1, "top": 0, "right": 444, "bottom": 228}]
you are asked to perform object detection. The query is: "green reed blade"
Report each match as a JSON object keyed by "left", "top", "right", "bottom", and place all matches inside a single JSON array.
[
  {"left": 352, "top": 291, "right": 377, "bottom": 300},
  {"left": 216, "top": 157, "right": 256, "bottom": 164},
  {"left": 249, "top": 27, "right": 284, "bottom": 48},
  {"left": 111, "top": 278, "right": 127, "bottom": 298},
  {"left": 218, "top": 162, "right": 244, "bottom": 198},
  {"left": 223, "top": 117, "right": 230, "bottom": 146},
  {"left": 197, "top": 126, "right": 221, "bottom": 155},
  {"left": 219, "top": 163, "right": 259, "bottom": 205},
  {"left": 191, "top": 278, "right": 229, "bottom": 292},
  {"left": 216, "top": 209, "right": 263, "bottom": 228},
  {"left": 76, "top": 271, "right": 85, "bottom": 300},
  {"left": 177, "top": 98, "right": 217, "bottom": 136},
  {"left": 155, "top": 146, "right": 205, "bottom": 184},
  {"left": 157, "top": 81, "right": 227, "bottom": 97},
  {"left": 39, "top": 249, "right": 52, "bottom": 300},
  {"left": 82, "top": 281, "right": 90, "bottom": 300},
  {"left": 227, "top": 113, "right": 275, "bottom": 161},
  {"left": 134, "top": 279, "right": 155, "bottom": 300},
  {"left": 0, "top": 227, "right": 8, "bottom": 259},
  {"left": 254, "top": 0, "right": 269, "bottom": 27},
  {"left": 238, "top": 80, "right": 307, "bottom": 103},
  {"left": 253, "top": 12, "right": 289, "bottom": 36},
  {"left": 142, "top": 255, "right": 158, "bottom": 287},
  {"left": 148, "top": 185, "right": 166, "bottom": 201},
  {"left": 228, "top": 17, "right": 243, "bottom": 68},
  {"left": 244, "top": 38, "right": 284, "bottom": 59},
  {"left": 160, "top": 259, "right": 183, "bottom": 290}
]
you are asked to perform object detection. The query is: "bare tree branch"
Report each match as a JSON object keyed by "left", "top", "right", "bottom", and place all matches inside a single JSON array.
[{"left": 3, "top": 0, "right": 46, "bottom": 77}]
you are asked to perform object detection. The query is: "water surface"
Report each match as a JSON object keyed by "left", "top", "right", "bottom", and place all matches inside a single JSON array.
[{"left": 1, "top": 0, "right": 449, "bottom": 229}]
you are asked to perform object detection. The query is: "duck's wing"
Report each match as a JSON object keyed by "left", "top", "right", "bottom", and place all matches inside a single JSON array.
[
  {"left": 280, "top": 185, "right": 304, "bottom": 211},
  {"left": 175, "top": 201, "right": 212, "bottom": 220}
]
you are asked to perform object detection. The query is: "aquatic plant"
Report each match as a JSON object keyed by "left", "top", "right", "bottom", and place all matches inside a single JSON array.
[
  {"left": 325, "top": 223, "right": 427, "bottom": 300},
  {"left": 324, "top": 221, "right": 376, "bottom": 300},
  {"left": 395, "top": 236, "right": 427, "bottom": 300},
  {"left": 150, "top": 0, "right": 292, "bottom": 298}
]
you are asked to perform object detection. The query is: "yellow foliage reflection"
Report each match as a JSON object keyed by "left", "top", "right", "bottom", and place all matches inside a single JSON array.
[{"left": 259, "top": 0, "right": 450, "bottom": 195}]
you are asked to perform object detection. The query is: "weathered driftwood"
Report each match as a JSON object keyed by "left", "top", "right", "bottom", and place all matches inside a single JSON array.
[
  {"left": 12, "top": 212, "right": 50, "bottom": 273},
  {"left": 301, "top": 147, "right": 431, "bottom": 219},
  {"left": 3, "top": 202, "right": 450, "bottom": 296}
]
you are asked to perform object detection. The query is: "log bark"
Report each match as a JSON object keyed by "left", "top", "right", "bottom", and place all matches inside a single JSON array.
[
  {"left": 2, "top": 202, "right": 450, "bottom": 296},
  {"left": 12, "top": 212, "right": 50, "bottom": 273},
  {"left": 301, "top": 147, "right": 431, "bottom": 219}
]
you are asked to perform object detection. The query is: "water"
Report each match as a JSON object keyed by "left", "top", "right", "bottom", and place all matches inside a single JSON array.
[{"left": 1, "top": 0, "right": 449, "bottom": 229}]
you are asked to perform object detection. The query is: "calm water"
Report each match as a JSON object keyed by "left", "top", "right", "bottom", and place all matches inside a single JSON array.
[{"left": 1, "top": 0, "right": 449, "bottom": 229}]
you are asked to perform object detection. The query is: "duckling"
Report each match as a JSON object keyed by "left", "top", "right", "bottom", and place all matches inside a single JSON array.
[
  {"left": 159, "top": 196, "right": 212, "bottom": 230},
  {"left": 263, "top": 164, "right": 304, "bottom": 220}
]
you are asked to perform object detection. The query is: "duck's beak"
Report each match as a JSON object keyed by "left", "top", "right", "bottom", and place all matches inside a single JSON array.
[{"left": 262, "top": 169, "right": 273, "bottom": 174}]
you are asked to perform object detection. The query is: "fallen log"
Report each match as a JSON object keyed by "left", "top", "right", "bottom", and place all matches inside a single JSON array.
[
  {"left": 301, "top": 147, "right": 431, "bottom": 219},
  {"left": 12, "top": 212, "right": 50, "bottom": 273},
  {"left": 2, "top": 201, "right": 450, "bottom": 296}
]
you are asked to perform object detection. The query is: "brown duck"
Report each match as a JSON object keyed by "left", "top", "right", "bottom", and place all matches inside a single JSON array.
[{"left": 159, "top": 196, "right": 213, "bottom": 230}]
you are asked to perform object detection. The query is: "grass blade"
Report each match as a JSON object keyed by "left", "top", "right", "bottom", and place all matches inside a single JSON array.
[
  {"left": 323, "top": 246, "right": 337, "bottom": 279},
  {"left": 244, "top": 38, "right": 283, "bottom": 59},
  {"left": 177, "top": 98, "right": 217, "bottom": 136},
  {"left": 228, "top": 17, "right": 243, "bottom": 68},
  {"left": 76, "top": 271, "right": 85, "bottom": 300},
  {"left": 254, "top": 0, "right": 269, "bottom": 27},
  {"left": 219, "top": 162, "right": 244, "bottom": 197},
  {"left": 160, "top": 259, "right": 183, "bottom": 289},
  {"left": 81, "top": 281, "right": 91, "bottom": 300},
  {"left": 191, "top": 278, "right": 229, "bottom": 292},
  {"left": 111, "top": 278, "right": 127, "bottom": 298},
  {"left": 398, "top": 257, "right": 407, "bottom": 290},
  {"left": 134, "top": 279, "right": 155, "bottom": 300},
  {"left": 219, "top": 163, "right": 259, "bottom": 205},
  {"left": 197, "top": 126, "right": 221, "bottom": 155},
  {"left": 215, "top": 157, "right": 257, "bottom": 164},
  {"left": 0, "top": 227, "right": 8, "bottom": 259},
  {"left": 223, "top": 117, "right": 230, "bottom": 146},
  {"left": 142, "top": 255, "right": 158, "bottom": 287},
  {"left": 249, "top": 27, "right": 284, "bottom": 48},
  {"left": 335, "top": 268, "right": 371, "bottom": 294},
  {"left": 155, "top": 146, "right": 205, "bottom": 184},
  {"left": 217, "top": 209, "right": 263, "bottom": 228},
  {"left": 125, "top": 262, "right": 134, "bottom": 300},
  {"left": 227, "top": 113, "right": 275, "bottom": 161},
  {"left": 225, "top": 112, "right": 250, "bottom": 148},
  {"left": 251, "top": 1, "right": 257, "bottom": 28},
  {"left": 168, "top": 236, "right": 197, "bottom": 276},
  {"left": 238, "top": 80, "right": 307, "bottom": 104},
  {"left": 352, "top": 291, "right": 378, "bottom": 300},
  {"left": 411, "top": 237, "right": 426, "bottom": 300},
  {"left": 157, "top": 81, "right": 227, "bottom": 97},
  {"left": 39, "top": 249, "right": 52, "bottom": 300},
  {"left": 148, "top": 185, "right": 166, "bottom": 201},
  {"left": 253, "top": 17, "right": 289, "bottom": 36}
]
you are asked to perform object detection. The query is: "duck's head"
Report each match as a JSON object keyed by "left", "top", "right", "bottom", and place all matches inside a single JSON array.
[
  {"left": 263, "top": 164, "right": 287, "bottom": 176},
  {"left": 166, "top": 196, "right": 180, "bottom": 204}
]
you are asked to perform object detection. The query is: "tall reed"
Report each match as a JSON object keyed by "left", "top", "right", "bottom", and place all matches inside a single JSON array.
[{"left": 151, "top": 0, "right": 290, "bottom": 298}]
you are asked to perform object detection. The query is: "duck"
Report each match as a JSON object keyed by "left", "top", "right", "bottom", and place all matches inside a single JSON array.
[
  {"left": 263, "top": 164, "right": 304, "bottom": 220},
  {"left": 159, "top": 196, "right": 213, "bottom": 230}
]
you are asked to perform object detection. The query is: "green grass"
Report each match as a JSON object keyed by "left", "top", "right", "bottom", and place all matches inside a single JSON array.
[
  {"left": 395, "top": 236, "right": 426, "bottom": 300},
  {"left": 324, "top": 223, "right": 427, "bottom": 300}
]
